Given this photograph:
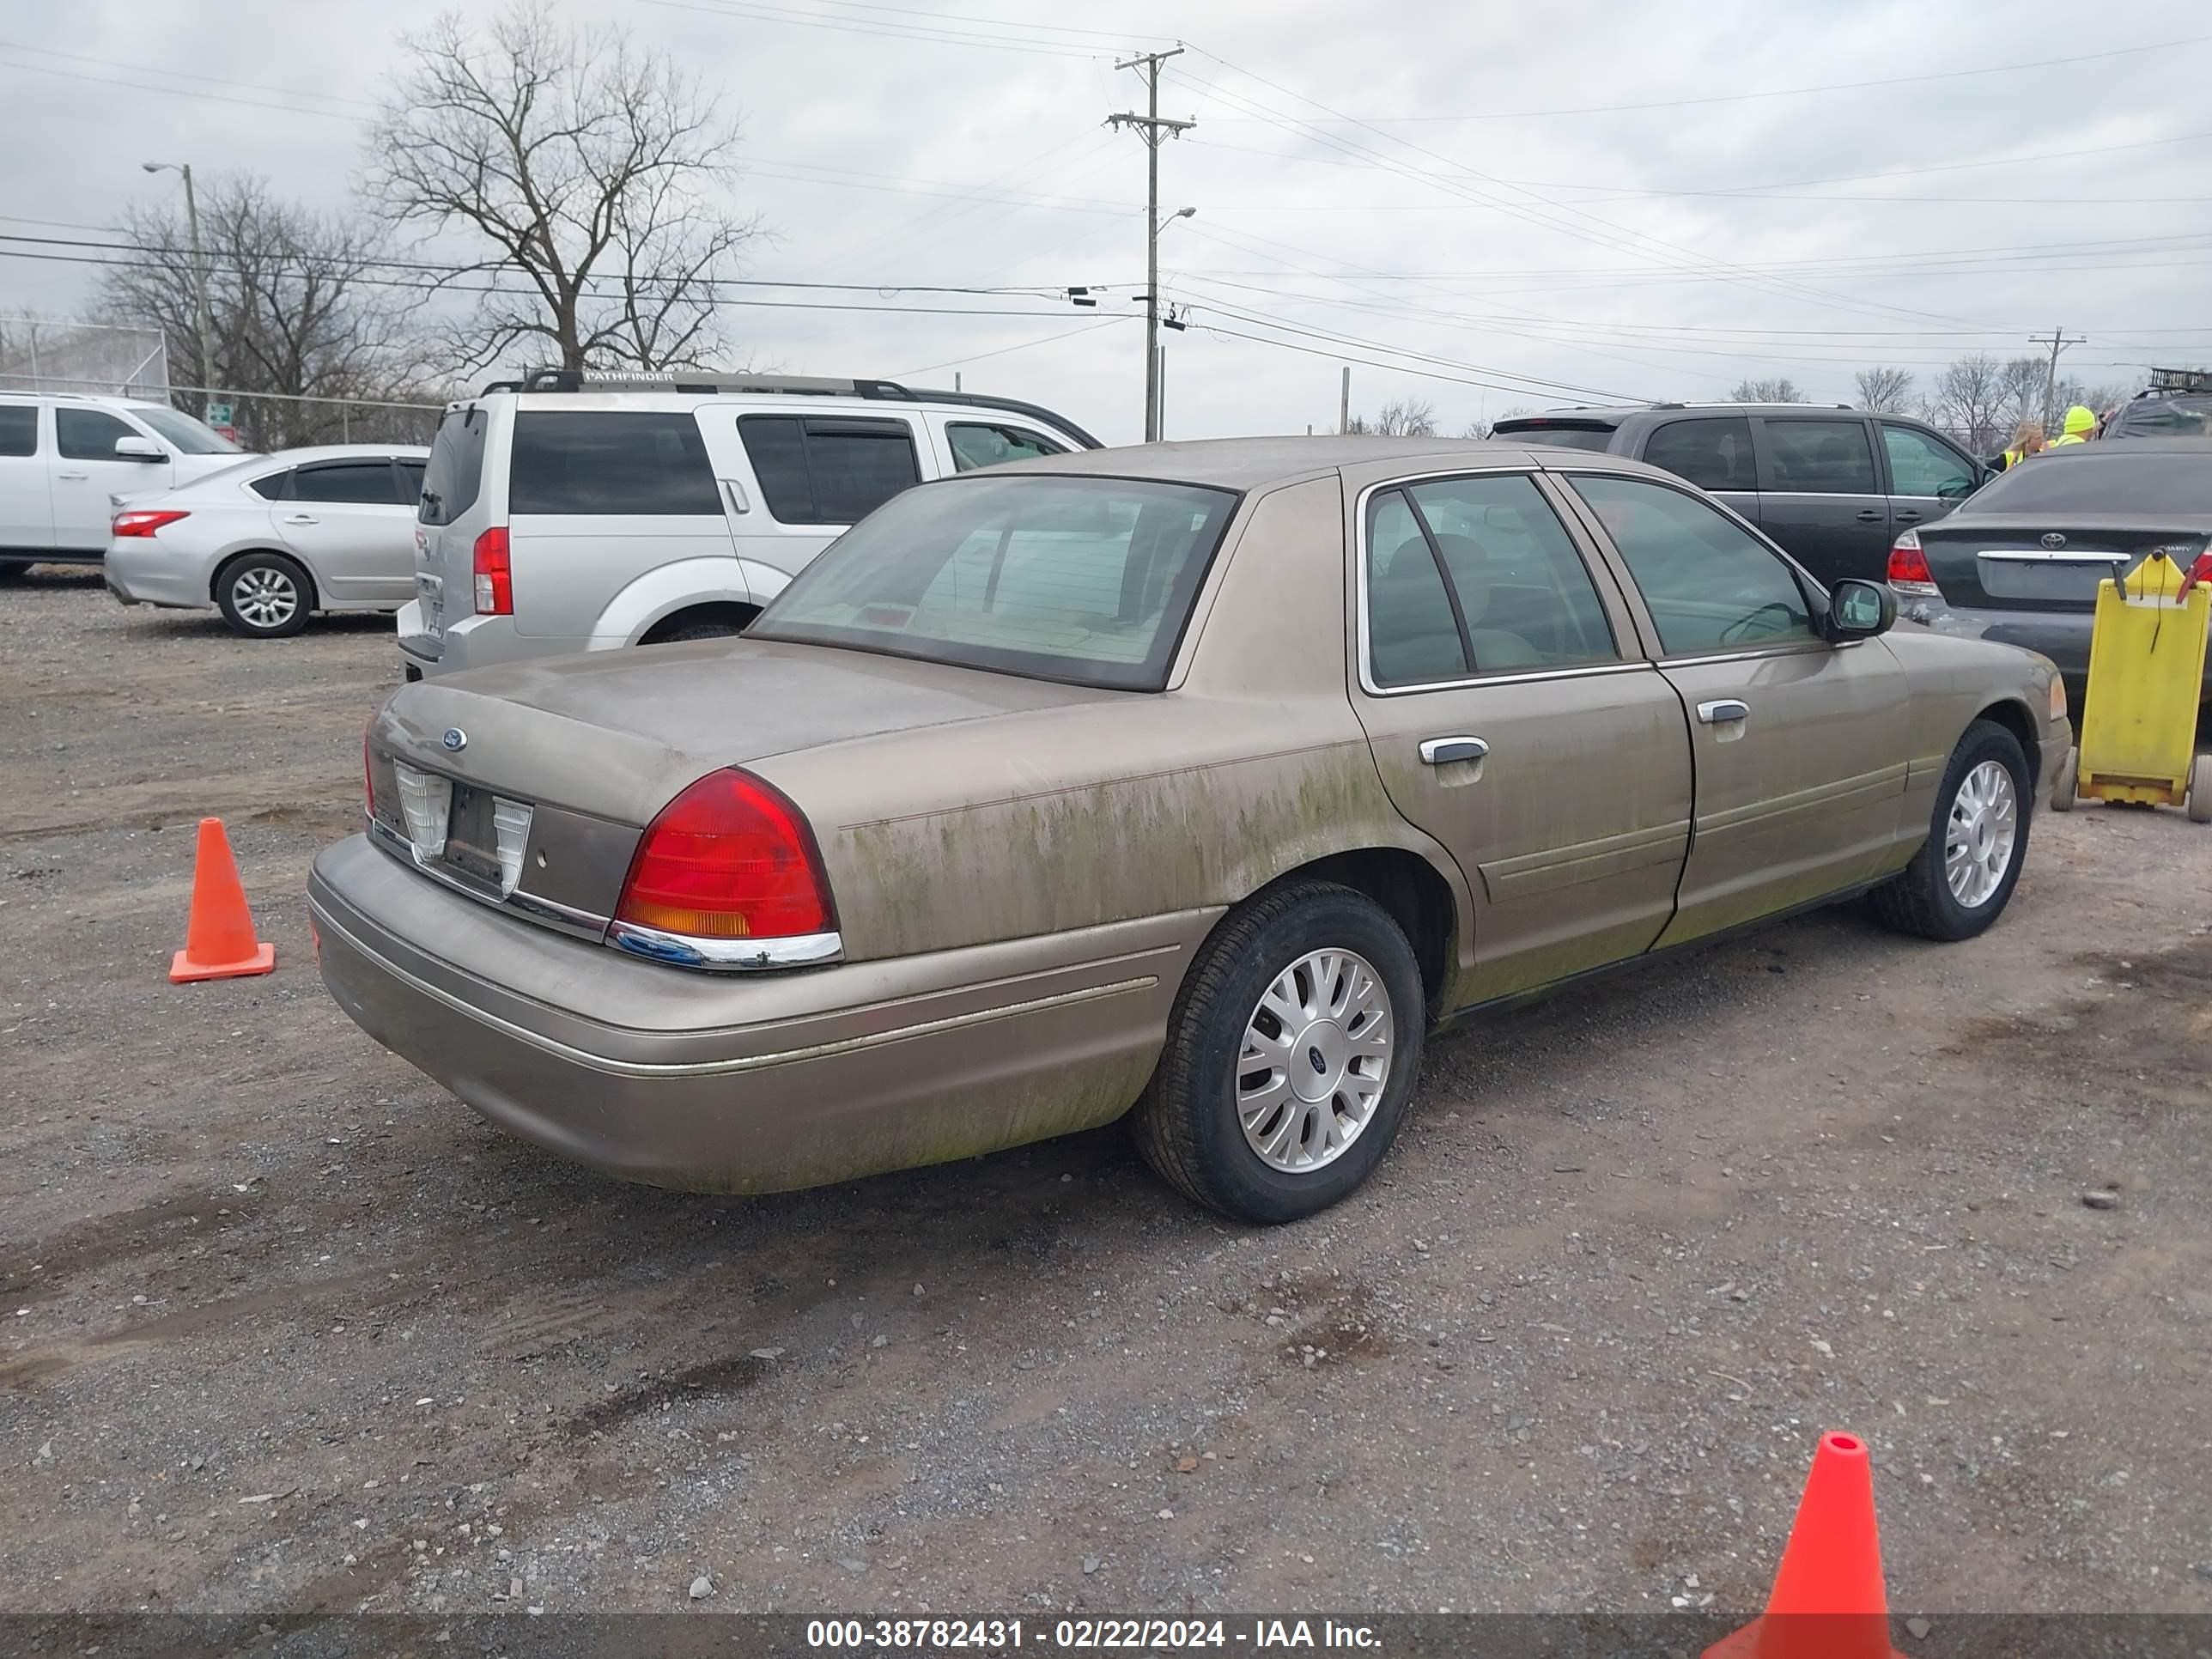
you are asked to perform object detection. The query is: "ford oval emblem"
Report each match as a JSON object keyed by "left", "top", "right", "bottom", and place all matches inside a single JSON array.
[
  {"left": 2040, "top": 532, "right": 2067, "bottom": 550},
  {"left": 441, "top": 727, "right": 467, "bottom": 753}
]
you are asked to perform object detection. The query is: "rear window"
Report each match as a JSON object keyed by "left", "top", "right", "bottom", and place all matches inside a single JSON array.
[
  {"left": 750, "top": 474, "right": 1238, "bottom": 690},
  {"left": 287, "top": 461, "right": 402, "bottom": 505},
  {"left": 1493, "top": 423, "right": 1617, "bottom": 453},
  {"left": 2111, "top": 396, "right": 2212, "bottom": 440},
  {"left": 419, "top": 405, "right": 488, "bottom": 526},
  {"left": 1970, "top": 451, "right": 2212, "bottom": 517},
  {"left": 511, "top": 411, "right": 720, "bottom": 515},
  {"left": 1642, "top": 416, "right": 1755, "bottom": 491},
  {"left": 0, "top": 404, "right": 34, "bottom": 458}
]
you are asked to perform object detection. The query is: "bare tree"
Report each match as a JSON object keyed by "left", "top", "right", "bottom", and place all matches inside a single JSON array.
[
  {"left": 1728, "top": 377, "right": 1807, "bottom": 404},
  {"left": 1922, "top": 354, "right": 2013, "bottom": 454},
  {"left": 98, "top": 176, "right": 428, "bottom": 447},
  {"left": 363, "top": 1, "right": 762, "bottom": 374},
  {"left": 1346, "top": 397, "right": 1438, "bottom": 437},
  {"left": 1852, "top": 367, "right": 1915, "bottom": 414}
]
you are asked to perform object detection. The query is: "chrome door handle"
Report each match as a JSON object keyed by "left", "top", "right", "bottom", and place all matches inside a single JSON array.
[
  {"left": 57, "top": 471, "right": 87, "bottom": 480},
  {"left": 1419, "top": 736, "right": 1488, "bottom": 765},
  {"left": 720, "top": 477, "right": 750, "bottom": 514},
  {"left": 1697, "top": 699, "right": 1749, "bottom": 725},
  {"left": 284, "top": 514, "right": 319, "bottom": 525}
]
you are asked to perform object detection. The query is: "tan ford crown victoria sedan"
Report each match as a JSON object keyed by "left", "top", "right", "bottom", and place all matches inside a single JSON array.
[{"left": 310, "top": 438, "right": 2069, "bottom": 1223}]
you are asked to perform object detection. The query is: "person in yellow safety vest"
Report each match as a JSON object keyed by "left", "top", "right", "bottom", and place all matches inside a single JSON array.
[
  {"left": 1998, "top": 420, "right": 2045, "bottom": 469},
  {"left": 2045, "top": 404, "right": 2100, "bottom": 447}
]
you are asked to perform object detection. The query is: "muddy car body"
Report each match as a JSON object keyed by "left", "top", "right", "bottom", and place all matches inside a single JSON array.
[{"left": 311, "top": 438, "right": 2068, "bottom": 1222}]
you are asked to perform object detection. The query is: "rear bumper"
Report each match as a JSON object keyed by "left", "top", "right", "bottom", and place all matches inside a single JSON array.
[
  {"left": 104, "top": 540, "right": 211, "bottom": 609},
  {"left": 1900, "top": 598, "right": 2209, "bottom": 709},
  {"left": 307, "top": 834, "right": 1200, "bottom": 1194},
  {"left": 398, "top": 610, "right": 562, "bottom": 678}
]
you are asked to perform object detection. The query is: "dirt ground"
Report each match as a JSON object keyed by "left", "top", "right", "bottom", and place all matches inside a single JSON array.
[{"left": 3, "top": 568, "right": 2209, "bottom": 1620}]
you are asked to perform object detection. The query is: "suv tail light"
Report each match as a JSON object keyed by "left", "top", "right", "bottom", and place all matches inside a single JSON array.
[
  {"left": 472, "top": 526, "right": 512, "bottom": 615},
  {"left": 113, "top": 509, "right": 189, "bottom": 538},
  {"left": 615, "top": 769, "right": 834, "bottom": 943},
  {"left": 1887, "top": 528, "right": 1940, "bottom": 597}
]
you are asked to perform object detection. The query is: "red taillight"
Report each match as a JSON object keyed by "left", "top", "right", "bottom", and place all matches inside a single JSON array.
[
  {"left": 616, "top": 769, "right": 833, "bottom": 940},
  {"left": 472, "top": 526, "right": 512, "bottom": 615},
  {"left": 112, "top": 509, "right": 189, "bottom": 538},
  {"left": 1887, "top": 528, "right": 1939, "bottom": 595}
]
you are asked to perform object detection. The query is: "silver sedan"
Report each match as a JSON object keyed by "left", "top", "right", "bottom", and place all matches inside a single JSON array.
[{"left": 105, "top": 444, "right": 428, "bottom": 638}]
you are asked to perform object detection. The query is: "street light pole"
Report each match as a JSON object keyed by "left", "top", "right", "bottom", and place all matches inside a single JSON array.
[
  {"left": 1109, "top": 51, "right": 1194, "bottom": 443},
  {"left": 144, "top": 161, "right": 216, "bottom": 409}
]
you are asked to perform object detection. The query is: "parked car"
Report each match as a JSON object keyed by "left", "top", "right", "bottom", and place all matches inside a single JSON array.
[
  {"left": 1491, "top": 404, "right": 1988, "bottom": 589},
  {"left": 1887, "top": 438, "right": 2212, "bottom": 716},
  {"left": 103, "top": 444, "right": 432, "bottom": 638},
  {"left": 2100, "top": 372, "right": 2212, "bottom": 441},
  {"left": 313, "top": 436, "right": 2065, "bottom": 1224},
  {"left": 398, "top": 369, "right": 1099, "bottom": 681},
  {"left": 0, "top": 392, "right": 252, "bottom": 578}
]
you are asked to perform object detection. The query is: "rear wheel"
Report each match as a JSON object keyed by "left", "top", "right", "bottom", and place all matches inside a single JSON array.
[
  {"left": 1133, "top": 879, "right": 1425, "bottom": 1224},
  {"left": 2188, "top": 755, "right": 2212, "bottom": 825},
  {"left": 0, "top": 561, "right": 29, "bottom": 583},
  {"left": 1869, "top": 720, "right": 2031, "bottom": 941},
  {"left": 216, "top": 552, "right": 312, "bottom": 639}
]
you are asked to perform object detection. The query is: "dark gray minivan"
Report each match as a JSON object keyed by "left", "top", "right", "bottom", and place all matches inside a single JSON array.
[{"left": 1492, "top": 404, "right": 1989, "bottom": 590}]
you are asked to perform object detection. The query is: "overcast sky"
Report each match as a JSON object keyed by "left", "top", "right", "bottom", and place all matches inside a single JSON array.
[{"left": 4, "top": 0, "right": 2209, "bottom": 444}]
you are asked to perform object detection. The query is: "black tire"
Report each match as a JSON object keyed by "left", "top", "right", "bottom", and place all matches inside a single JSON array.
[
  {"left": 1869, "top": 719, "right": 2032, "bottom": 942},
  {"left": 1133, "top": 879, "right": 1425, "bottom": 1224},
  {"left": 215, "top": 552, "right": 313, "bottom": 639},
  {"left": 0, "top": 561, "right": 29, "bottom": 583}
]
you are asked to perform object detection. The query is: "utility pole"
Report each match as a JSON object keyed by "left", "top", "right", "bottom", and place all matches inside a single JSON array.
[
  {"left": 144, "top": 161, "right": 216, "bottom": 410},
  {"left": 1156, "top": 344, "right": 1167, "bottom": 440},
  {"left": 1109, "top": 49, "right": 1194, "bottom": 444},
  {"left": 1339, "top": 366, "right": 1350, "bottom": 435},
  {"left": 2029, "top": 326, "right": 2087, "bottom": 433}
]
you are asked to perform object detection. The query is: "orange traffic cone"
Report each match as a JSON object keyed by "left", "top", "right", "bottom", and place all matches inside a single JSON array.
[
  {"left": 169, "top": 817, "right": 275, "bottom": 983},
  {"left": 1705, "top": 1432, "right": 1906, "bottom": 1659}
]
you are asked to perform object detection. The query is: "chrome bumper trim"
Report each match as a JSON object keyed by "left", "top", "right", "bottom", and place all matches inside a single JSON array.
[{"left": 607, "top": 918, "right": 844, "bottom": 970}]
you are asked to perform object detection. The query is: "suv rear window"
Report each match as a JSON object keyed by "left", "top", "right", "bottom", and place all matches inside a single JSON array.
[
  {"left": 1492, "top": 423, "right": 1617, "bottom": 453},
  {"left": 750, "top": 474, "right": 1238, "bottom": 690},
  {"left": 419, "top": 405, "right": 488, "bottom": 526},
  {"left": 2111, "top": 396, "right": 2212, "bottom": 440},
  {"left": 511, "top": 411, "right": 720, "bottom": 515},
  {"left": 738, "top": 415, "right": 921, "bottom": 524}
]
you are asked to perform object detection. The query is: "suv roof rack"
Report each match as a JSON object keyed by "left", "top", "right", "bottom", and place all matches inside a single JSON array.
[
  {"left": 502, "top": 368, "right": 1100, "bottom": 449},
  {"left": 2145, "top": 367, "right": 2212, "bottom": 396}
]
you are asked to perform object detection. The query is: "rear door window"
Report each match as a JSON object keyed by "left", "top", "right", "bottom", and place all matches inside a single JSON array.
[
  {"left": 287, "top": 461, "right": 404, "bottom": 505},
  {"left": 397, "top": 459, "right": 426, "bottom": 503},
  {"left": 419, "top": 405, "right": 487, "bottom": 525},
  {"left": 0, "top": 404, "right": 36, "bottom": 457},
  {"left": 510, "top": 411, "right": 720, "bottom": 514},
  {"left": 737, "top": 414, "right": 921, "bottom": 525},
  {"left": 1641, "top": 417, "right": 1755, "bottom": 491},
  {"left": 1760, "top": 418, "right": 1878, "bottom": 494}
]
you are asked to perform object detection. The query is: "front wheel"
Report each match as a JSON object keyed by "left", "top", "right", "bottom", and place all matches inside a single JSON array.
[
  {"left": 1869, "top": 720, "right": 2031, "bottom": 941},
  {"left": 1133, "top": 879, "right": 1425, "bottom": 1224},
  {"left": 216, "top": 553, "right": 313, "bottom": 639}
]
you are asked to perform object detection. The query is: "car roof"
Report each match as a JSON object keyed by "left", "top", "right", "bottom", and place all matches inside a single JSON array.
[
  {"left": 1497, "top": 404, "right": 1885, "bottom": 424},
  {"left": 976, "top": 434, "right": 1680, "bottom": 492}
]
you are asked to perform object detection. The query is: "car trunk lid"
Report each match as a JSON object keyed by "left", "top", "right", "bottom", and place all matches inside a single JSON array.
[
  {"left": 366, "top": 639, "right": 1121, "bottom": 924},
  {"left": 1915, "top": 514, "right": 2207, "bottom": 611}
]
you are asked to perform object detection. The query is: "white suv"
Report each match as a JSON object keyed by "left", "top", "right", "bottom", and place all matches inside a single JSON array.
[
  {"left": 398, "top": 370, "right": 1098, "bottom": 679},
  {"left": 0, "top": 392, "right": 255, "bottom": 579}
]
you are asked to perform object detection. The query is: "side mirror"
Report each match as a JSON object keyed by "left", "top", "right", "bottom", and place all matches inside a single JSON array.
[
  {"left": 114, "top": 436, "right": 167, "bottom": 462},
  {"left": 1825, "top": 578, "right": 1895, "bottom": 641}
]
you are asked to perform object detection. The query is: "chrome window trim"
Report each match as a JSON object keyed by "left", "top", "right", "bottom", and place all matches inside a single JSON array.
[
  {"left": 1349, "top": 469, "right": 1632, "bottom": 698},
  {"left": 367, "top": 813, "right": 845, "bottom": 972},
  {"left": 1657, "top": 641, "right": 1857, "bottom": 670}
]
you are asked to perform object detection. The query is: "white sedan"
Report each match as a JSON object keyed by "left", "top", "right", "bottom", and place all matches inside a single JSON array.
[{"left": 105, "top": 444, "right": 429, "bottom": 638}]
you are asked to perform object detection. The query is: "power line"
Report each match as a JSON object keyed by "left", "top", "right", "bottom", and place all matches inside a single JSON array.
[
  {"left": 893, "top": 313, "right": 1134, "bottom": 378},
  {"left": 1191, "top": 33, "right": 2212, "bottom": 123}
]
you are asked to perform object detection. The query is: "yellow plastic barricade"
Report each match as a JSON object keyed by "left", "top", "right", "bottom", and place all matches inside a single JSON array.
[{"left": 2073, "top": 550, "right": 2211, "bottom": 817}]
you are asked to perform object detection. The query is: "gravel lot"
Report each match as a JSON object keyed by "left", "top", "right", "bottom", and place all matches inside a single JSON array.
[{"left": 3, "top": 568, "right": 2209, "bottom": 1620}]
